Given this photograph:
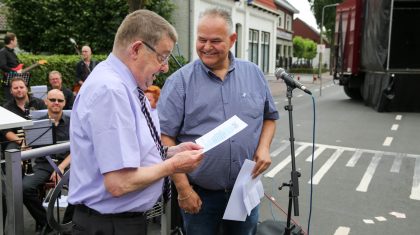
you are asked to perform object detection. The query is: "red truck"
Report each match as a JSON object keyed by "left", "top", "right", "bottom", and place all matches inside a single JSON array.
[{"left": 333, "top": 0, "right": 420, "bottom": 112}]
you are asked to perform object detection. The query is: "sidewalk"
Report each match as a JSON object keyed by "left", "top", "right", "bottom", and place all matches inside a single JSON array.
[{"left": 267, "top": 72, "right": 334, "bottom": 97}]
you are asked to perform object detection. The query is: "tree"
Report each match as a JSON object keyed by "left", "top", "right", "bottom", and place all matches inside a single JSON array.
[
  {"left": 311, "top": 0, "right": 341, "bottom": 45},
  {"left": 4, "top": 0, "right": 175, "bottom": 54},
  {"left": 293, "top": 36, "right": 317, "bottom": 67},
  {"left": 293, "top": 36, "right": 305, "bottom": 64}
]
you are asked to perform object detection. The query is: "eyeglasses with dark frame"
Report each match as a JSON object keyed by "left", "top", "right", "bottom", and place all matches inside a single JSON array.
[
  {"left": 48, "top": 98, "right": 65, "bottom": 103},
  {"left": 142, "top": 41, "right": 171, "bottom": 65}
]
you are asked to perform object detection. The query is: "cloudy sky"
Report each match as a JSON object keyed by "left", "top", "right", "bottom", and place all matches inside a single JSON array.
[{"left": 289, "top": 0, "right": 319, "bottom": 31}]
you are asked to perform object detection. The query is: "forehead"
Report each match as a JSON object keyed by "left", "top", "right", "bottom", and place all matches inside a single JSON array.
[
  {"left": 82, "top": 47, "right": 91, "bottom": 52},
  {"left": 49, "top": 74, "right": 61, "bottom": 79},
  {"left": 197, "top": 16, "right": 229, "bottom": 36},
  {"left": 48, "top": 91, "right": 65, "bottom": 98},
  {"left": 11, "top": 80, "right": 26, "bottom": 87}
]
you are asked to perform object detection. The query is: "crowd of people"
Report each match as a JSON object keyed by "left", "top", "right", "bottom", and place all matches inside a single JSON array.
[{"left": 0, "top": 7, "right": 278, "bottom": 235}]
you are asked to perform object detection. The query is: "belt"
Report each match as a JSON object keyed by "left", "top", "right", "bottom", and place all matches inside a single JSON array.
[
  {"left": 192, "top": 184, "right": 232, "bottom": 193},
  {"left": 75, "top": 204, "right": 146, "bottom": 218}
]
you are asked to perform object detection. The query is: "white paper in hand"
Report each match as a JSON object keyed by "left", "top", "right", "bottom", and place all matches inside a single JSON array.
[{"left": 195, "top": 115, "right": 247, "bottom": 153}]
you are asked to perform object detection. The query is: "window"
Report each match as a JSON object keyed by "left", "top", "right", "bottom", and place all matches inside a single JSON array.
[
  {"left": 248, "top": 29, "right": 259, "bottom": 64},
  {"left": 261, "top": 32, "right": 270, "bottom": 73}
]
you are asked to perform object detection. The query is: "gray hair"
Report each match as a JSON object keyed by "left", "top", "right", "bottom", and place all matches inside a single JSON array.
[
  {"left": 199, "top": 8, "right": 233, "bottom": 34},
  {"left": 48, "top": 70, "right": 62, "bottom": 79},
  {"left": 113, "top": 9, "right": 177, "bottom": 51}
]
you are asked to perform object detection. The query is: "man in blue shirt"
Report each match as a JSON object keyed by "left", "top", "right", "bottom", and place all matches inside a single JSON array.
[
  {"left": 68, "top": 10, "right": 204, "bottom": 235},
  {"left": 159, "top": 7, "right": 279, "bottom": 235}
]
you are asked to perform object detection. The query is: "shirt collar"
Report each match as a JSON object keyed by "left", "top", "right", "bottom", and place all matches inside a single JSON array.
[
  {"left": 198, "top": 51, "right": 236, "bottom": 78},
  {"left": 107, "top": 53, "right": 138, "bottom": 94}
]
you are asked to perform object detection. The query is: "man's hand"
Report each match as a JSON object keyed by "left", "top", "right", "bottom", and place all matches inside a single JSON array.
[
  {"left": 169, "top": 149, "right": 204, "bottom": 174},
  {"left": 252, "top": 147, "right": 271, "bottom": 178},
  {"left": 167, "top": 142, "right": 203, "bottom": 158},
  {"left": 177, "top": 187, "right": 202, "bottom": 214}
]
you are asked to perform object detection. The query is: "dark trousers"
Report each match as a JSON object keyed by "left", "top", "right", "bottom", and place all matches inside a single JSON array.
[
  {"left": 72, "top": 205, "right": 148, "bottom": 235},
  {"left": 22, "top": 165, "right": 51, "bottom": 226}
]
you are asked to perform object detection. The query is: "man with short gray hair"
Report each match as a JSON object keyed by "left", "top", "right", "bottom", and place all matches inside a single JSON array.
[{"left": 68, "top": 10, "right": 204, "bottom": 234}]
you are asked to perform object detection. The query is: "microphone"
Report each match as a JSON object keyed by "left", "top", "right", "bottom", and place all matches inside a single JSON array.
[{"left": 275, "top": 68, "right": 312, "bottom": 95}]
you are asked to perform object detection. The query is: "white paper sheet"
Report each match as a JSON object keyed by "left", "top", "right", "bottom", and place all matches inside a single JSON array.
[
  {"left": 195, "top": 115, "right": 247, "bottom": 153},
  {"left": 222, "top": 159, "right": 264, "bottom": 221}
]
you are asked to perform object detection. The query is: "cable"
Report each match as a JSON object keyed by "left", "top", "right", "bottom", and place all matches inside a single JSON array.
[{"left": 307, "top": 95, "right": 316, "bottom": 235}]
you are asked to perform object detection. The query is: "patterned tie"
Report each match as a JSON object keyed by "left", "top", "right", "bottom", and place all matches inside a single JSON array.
[{"left": 137, "top": 87, "right": 171, "bottom": 203}]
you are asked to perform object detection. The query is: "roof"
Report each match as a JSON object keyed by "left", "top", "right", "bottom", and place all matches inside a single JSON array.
[{"left": 274, "top": 0, "right": 299, "bottom": 14}]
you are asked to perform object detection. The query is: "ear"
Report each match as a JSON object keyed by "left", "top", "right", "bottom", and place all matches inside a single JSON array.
[
  {"left": 130, "top": 41, "right": 142, "bottom": 57},
  {"left": 229, "top": 32, "right": 237, "bottom": 48}
]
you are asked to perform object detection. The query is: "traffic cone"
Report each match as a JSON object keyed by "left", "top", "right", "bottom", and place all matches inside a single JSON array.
[{"left": 297, "top": 75, "right": 300, "bottom": 81}]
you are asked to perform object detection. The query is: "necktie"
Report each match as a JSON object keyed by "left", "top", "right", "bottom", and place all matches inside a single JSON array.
[{"left": 137, "top": 87, "right": 171, "bottom": 203}]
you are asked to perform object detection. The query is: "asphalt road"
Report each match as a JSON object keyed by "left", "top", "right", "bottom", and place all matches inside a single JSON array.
[{"left": 23, "top": 73, "right": 420, "bottom": 235}]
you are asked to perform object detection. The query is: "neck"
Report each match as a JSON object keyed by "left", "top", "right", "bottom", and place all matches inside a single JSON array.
[
  {"left": 48, "top": 112, "right": 62, "bottom": 125},
  {"left": 15, "top": 95, "right": 29, "bottom": 109}
]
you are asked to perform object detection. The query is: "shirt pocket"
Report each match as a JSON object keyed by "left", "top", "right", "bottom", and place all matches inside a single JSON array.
[{"left": 239, "top": 92, "right": 264, "bottom": 119}]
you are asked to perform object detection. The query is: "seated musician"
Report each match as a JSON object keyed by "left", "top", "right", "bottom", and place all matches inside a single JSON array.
[
  {"left": 22, "top": 89, "right": 73, "bottom": 234},
  {"left": 1, "top": 77, "right": 46, "bottom": 150},
  {"left": 48, "top": 70, "right": 74, "bottom": 110}
]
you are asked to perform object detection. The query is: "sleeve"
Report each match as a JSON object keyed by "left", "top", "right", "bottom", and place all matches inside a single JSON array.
[
  {"left": 0, "top": 49, "right": 12, "bottom": 72},
  {"left": 158, "top": 71, "right": 186, "bottom": 138},
  {"left": 86, "top": 88, "right": 141, "bottom": 173}
]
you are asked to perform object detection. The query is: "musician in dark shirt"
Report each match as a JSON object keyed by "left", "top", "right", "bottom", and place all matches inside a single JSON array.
[
  {"left": 1, "top": 77, "right": 46, "bottom": 150},
  {"left": 74, "top": 45, "right": 97, "bottom": 93},
  {"left": 0, "top": 32, "right": 20, "bottom": 73},
  {"left": 23, "top": 89, "right": 72, "bottom": 234},
  {"left": 48, "top": 70, "right": 74, "bottom": 110}
]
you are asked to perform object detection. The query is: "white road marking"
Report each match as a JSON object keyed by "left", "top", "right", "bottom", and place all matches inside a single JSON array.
[
  {"left": 306, "top": 146, "right": 326, "bottom": 162},
  {"left": 375, "top": 216, "right": 387, "bottom": 221},
  {"left": 410, "top": 158, "right": 420, "bottom": 200},
  {"left": 297, "top": 94, "right": 303, "bottom": 98},
  {"left": 363, "top": 219, "right": 375, "bottom": 224},
  {"left": 383, "top": 137, "right": 393, "bottom": 146},
  {"left": 333, "top": 226, "right": 350, "bottom": 235},
  {"left": 310, "top": 149, "right": 344, "bottom": 185},
  {"left": 346, "top": 149, "right": 363, "bottom": 167},
  {"left": 356, "top": 153, "right": 382, "bottom": 192},
  {"left": 395, "top": 115, "right": 402, "bottom": 120},
  {"left": 264, "top": 144, "right": 309, "bottom": 178},
  {"left": 391, "top": 124, "right": 399, "bottom": 131},
  {"left": 390, "top": 153, "right": 404, "bottom": 173},
  {"left": 389, "top": 211, "right": 406, "bottom": 218},
  {"left": 294, "top": 141, "right": 420, "bottom": 159},
  {"left": 270, "top": 142, "right": 290, "bottom": 158}
]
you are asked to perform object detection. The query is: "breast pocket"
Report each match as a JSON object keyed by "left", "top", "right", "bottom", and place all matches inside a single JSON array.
[{"left": 239, "top": 92, "right": 264, "bottom": 119}]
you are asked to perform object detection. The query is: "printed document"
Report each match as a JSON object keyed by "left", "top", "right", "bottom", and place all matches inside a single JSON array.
[
  {"left": 223, "top": 159, "right": 264, "bottom": 221},
  {"left": 195, "top": 115, "right": 247, "bottom": 153}
]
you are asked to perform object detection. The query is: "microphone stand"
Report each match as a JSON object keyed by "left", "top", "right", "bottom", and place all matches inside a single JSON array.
[{"left": 279, "top": 85, "right": 301, "bottom": 235}]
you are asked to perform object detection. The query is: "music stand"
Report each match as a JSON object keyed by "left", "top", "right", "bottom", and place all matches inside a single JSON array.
[{"left": 22, "top": 119, "right": 55, "bottom": 147}]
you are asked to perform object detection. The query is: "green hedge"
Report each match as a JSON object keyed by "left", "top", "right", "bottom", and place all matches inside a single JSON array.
[
  {"left": 289, "top": 67, "right": 329, "bottom": 74},
  {"left": 1, "top": 53, "right": 187, "bottom": 104}
]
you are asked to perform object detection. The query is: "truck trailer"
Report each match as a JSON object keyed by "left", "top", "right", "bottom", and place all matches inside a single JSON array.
[{"left": 333, "top": 0, "right": 420, "bottom": 112}]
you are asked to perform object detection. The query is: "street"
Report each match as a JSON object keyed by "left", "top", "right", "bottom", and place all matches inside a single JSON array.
[
  {"left": 22, "top": 74, "right": 420, "bottom": 235},
  {"left": 260, "top": 74, "right": 420, "bottom": 235}
]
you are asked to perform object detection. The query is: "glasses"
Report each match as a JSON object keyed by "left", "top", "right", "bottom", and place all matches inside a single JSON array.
[
  {"left": 142, "top": 41, "right": 171, "bottom": 65},
  {"left": 48, "top": 98, "right": 65, "bottom": 103}
]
